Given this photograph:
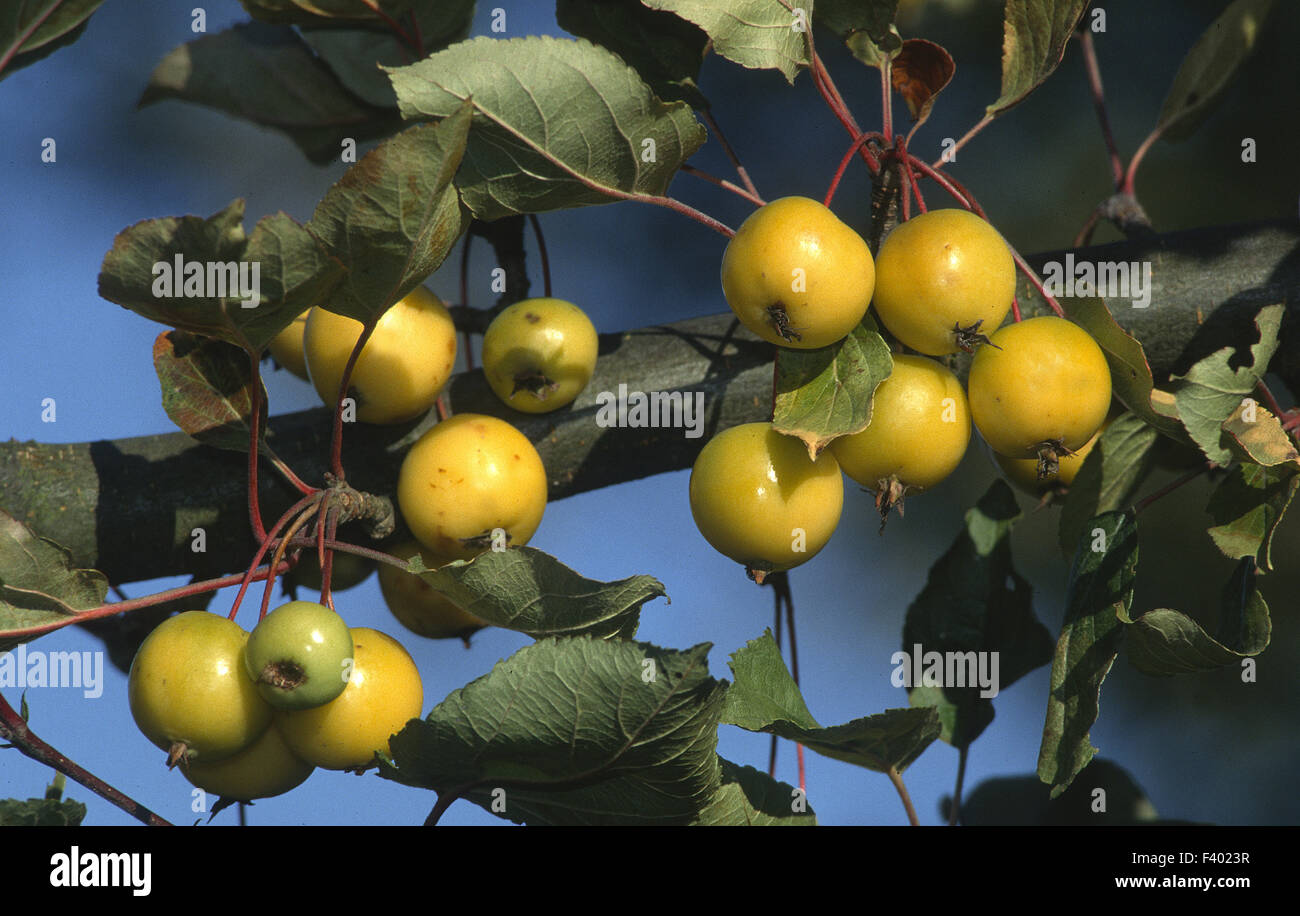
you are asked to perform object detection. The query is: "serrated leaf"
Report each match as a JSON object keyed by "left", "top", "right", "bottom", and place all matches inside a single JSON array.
[
  {"left": 1058, "top": 412, "right": 1159, "bottom": 555},
  {"left": 406, "top": 546, "right": 664, "bottom": 640},
  {"left": 381, "top": 637, "right": 726, "bottom": 825},
  {"left": 0, "top": 510, "right": 108, "bottom": 653},
  {"left": 98, "top": 201, "right": 343, "bottom": 351},
  {"left": 0, "top": 797, "right": 88, "bottom": 827},
  {"left": 1206, "top": 463, "right": 1298, "bottom": 572},
  {"left": 721, "top": 631, "right": 941, "bottom": 773},
  {"left": 986, "top": 0, "right": 1090, "bottom": 118},
  {"left": 306, "top": 103, "right": 471, "bottom": 323},
  {"left": 891, "top": 38, "right": 954, "bottom": 126},
  {"left": 1155, "top": 0, "right": 1273, "bottom": 143},
  {"left": 301, "top": 0, "right": 476, "bottom": 108},
  {"left": 642, "top": 0, "right": 811, "bottom": 83},
  {"left": 387, "top": 36, "right": 706, "bottom": 220},
  {"left": 139, "top": 22, "right": 405, "bottom": 164},
  {"left": 1061, "top": 297, "right": 1186, "bottom": 442},
  {"left": 1169, "top": 304, "right": 1284, "bottom": 465},
  {"left": 1120, "top": 559, "right": 1270, "bottom": 676},
  {"left": 773, "top": 319, "right": 893, "bottom": 460},
  {"left": 691, "top": 758, "right": 817, "bottom": 825},
  {"left": 152, "top": 331, "right": 267, "bottom": 453},
  {"left": 959, "top": 758, "right": 1159, "bottom": 825},
  {"left": 0, "top": 0, "right": 104, "bottom": 82},
  {"left": 903, "top": 480, "right": 1053, "bottom": 748},
  {"left": 1221, "top": 401, "right": 1300, "bottom": 468},
  {"left": 556, "top": 0, "right": 709, "bottom": 107},
  {"left": 1038, "top": 510, "right": 1137, "bottom": 798}
]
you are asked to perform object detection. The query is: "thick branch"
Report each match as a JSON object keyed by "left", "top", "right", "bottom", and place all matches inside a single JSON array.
[{"left": 2, "top": 220, "right": 1299, "bottom": 586}]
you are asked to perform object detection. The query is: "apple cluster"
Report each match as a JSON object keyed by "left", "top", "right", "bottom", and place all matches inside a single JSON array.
[{"left": 691, "top": 200, "right": 1112, "bottom": 578}]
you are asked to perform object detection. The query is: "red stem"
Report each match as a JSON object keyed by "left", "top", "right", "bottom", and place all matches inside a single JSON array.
[
  {"left": 1124, "top": 123, "right": 1165, "bottom": 195},
  {"left": 329, "top": 321, "right": 379, "bottom": 481},
  {"left": 246, "top": 352, "right": 267, "bottom": 542},
  {"left": 0, "top": 693, "right": 173, "bottom": 827},
  {"left": 1077, "top": 28, "right": 1124, "bottom": 190},
  {"left": 360, "top": 0, "right": 419, "bottom": 57},
  {"left": 227, "top": 491, "right": 323, "bottom": 623},
  {"left": 1009, "top": 246, "right": 1066, "bottom": 318},
  {"left": 880, "top": 58, "right": 893, "bottom": 150},
  {"left": 1133, "top": 465, "right": 1210, "bottom": 514},
  {"left": 701, "top": 109, "right": 762, "bottom": 201},
  {"left": 895, "top": 138, "right": 927, "bottom": 215},
  {"left": 680, "top": 163, "right": 766, "bottom": 207},
  {"left": 929, "top": 116, "right": 992, "bottom": 171},
  {"left": 824, "top": 131, "right": 878, "bottom": 209}
]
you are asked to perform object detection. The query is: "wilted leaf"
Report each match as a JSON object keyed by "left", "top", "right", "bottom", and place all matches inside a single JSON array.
[
  {"left": 1038, "top": 510, "right": 1137, "bottom": 798},
  {"left": 387, "top": 36, "right": 705, "bottom": 221},
  {"left": 1221, "top": 400, "right": 1300, "bottom": 468},
  {"left": 152, "top": 331, "right": 267, "bottom": 453},
  {"left": 773, "top": 319, "right": 893, "bottom": 460},
  {"left": 382, "top": 638, "right": 727, "bottom": 825},
  {"left": 891, "top": 39, "right": 954, "bottom": 125},
  {"left": 404, "top": 546, "right": 665, "bottom": 640}
]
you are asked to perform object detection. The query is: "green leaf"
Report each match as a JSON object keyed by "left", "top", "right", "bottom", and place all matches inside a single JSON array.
[
  {"left": 301, "top": 0, "right": 476, "bottom": 108},
  {"left": 239, "top": 0, "right": 409, "bottom": 26},
  {"left": 1168, "top": 304, "right": 1284, "bottom": 465},
  {"left": 1061, "top": 297, "right": 1185, "bottom": 442},
  {"left": 1120, "top": 559, "right": 1270, "bottom": 676},
  {"left": 1220, "top": 400, "right": 1300, "bottom": 468},
  {"left": 0, "top": 0, "right": 104, "bottom": 82},
  {"left": 386, "top": 36, "right": 706, "bottom": 221},
  {"left": 691, "top": 758, "right": 817, "bottom": 825},
  {"left": 1155, "top": 0, "right": 1274, "bottom": 142},
  {"left": 1206, "top": 463, "right": 1299, "bottom": 572},
  {"left": 1038, "top": 510, "right": 1137, "bottom": 798},
  {"left": 772, "top": 318, "right": 893, "bottom": 460},
  {"left": 152, "top": 330, "right": 267, "bottom": 453},
  {"left": 958, "top": 758, "right": 1160, "bottom": 825},
  {"left": 0, "top": 797, "right": 87, "bottom": 827},
  {"left": 305, "top": 102, "right": 472, "bottom": 323},
  {"left": 642, "top": 0, "right": 811, "bottom": 83},
  {"left": 139, "top": 22, "right": 405, "bottom": 164},
  {"left": 404, "top": 546, "right": 664, "bottom": 640},
  {"left": 721, "top": 632, "right": 941, "bottom": 773},
  {"left": 903, "top": 480, "right": 1054, "bottom": 748},
  {"left": 986, "top": 0, "right": 1091, "bottom": 118},
  {"left": 1058, "top": 412, "right": 1159, "bottom": 555},
  {"left": 0, "top": 510, "right": 108, "bottom": 653},
  {"left": 556, "top": 0, "right": 710, "bottom": 107},
  {"left": 381, "top": 637, "right": 727, "bottom": 825},
  {"left": 814, "top": 0, "right": 899, "bottom": 50},
  {"left": 97, "top": 201, "right": 344, "bottom": 352}
]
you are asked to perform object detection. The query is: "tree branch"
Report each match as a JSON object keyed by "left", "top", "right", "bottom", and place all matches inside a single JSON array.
[{"left": 2, "top": 220, "right": 1299, "bottom": 587}]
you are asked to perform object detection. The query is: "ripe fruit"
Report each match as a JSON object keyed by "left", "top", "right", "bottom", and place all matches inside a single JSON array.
[
  {"left": 276, "top": 628, "right": 424, "bottom": 771},
  {"left": 871, "top": 208, "right": 1016, "bottom": 355},
  {"left": 267, "top": 309, "right": 311, "bottom": 380},
  {"left": 967, "top": 316, "right": 1112, "bottom": 476},
  {"left": 689, "top": 422, "right": 843, "bottom": 580},
  {"left": 244, "top": 601, "right": 354, "bottom": 711},
  {"left": 397, "top": 413, "right": 548, "bottom": 561},
  {"left": 996, "top": 427, "right": 1100, "bottom": 495},
  {"left": 378, "top": 541, "right": 487, "bottom": 640},
  {"left": 830, "top": 355, "right": 970, "bottom": 523},
  {"left": 720, "top": 196, "right": 875, "bottom": 349},
  {"left": 183, "top": 723, "right": 313, "bottom": 802},
  {"left": 303, "top": 285, "right": 456, "bottom": 424},
  {"left": 128, "top": 611, "right": 272, "bottom": 765},
  {"left": 481, "top": 298, "right": 599, "bottom": 413}
]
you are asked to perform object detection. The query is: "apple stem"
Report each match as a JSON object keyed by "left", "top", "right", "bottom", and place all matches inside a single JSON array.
[
  {"left": 948, "top": 745, "right": 969, "bottom": 825},
  {"left": 888, "top": 765, "right": 920, "bottom": 825},
  {"left": 227, "top": 491, "right": 323, "bottom": 624},
  {"left": 528, "top": 214, "right": 552, "bottom": 298},
  {"left": 701, "top": 109, "right": 763, "bottom": 202},
  {"left": 329, "top": 320, "right": 380, "bottom": 482},
  {"left": 680, "top": 163, "right": 766, "bottom": 207}
]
